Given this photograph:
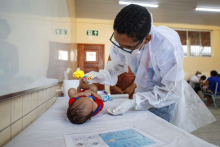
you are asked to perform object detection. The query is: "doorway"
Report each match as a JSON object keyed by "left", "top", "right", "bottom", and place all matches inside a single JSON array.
[{"left": 77, "top": 44, "right": 105, "bottom": 90}]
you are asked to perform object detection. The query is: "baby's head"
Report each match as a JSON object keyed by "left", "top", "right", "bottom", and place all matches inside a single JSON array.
[
  {"left": 67, "top": 97, "right": 95, "bottom": 124},
  {"left": 200, "top": 75, "right": 206, "bottom": 80}
]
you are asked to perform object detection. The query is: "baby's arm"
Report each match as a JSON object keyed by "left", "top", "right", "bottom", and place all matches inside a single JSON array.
[
  {"left": 85, "top": 90, "right": 103, "bottom": 101},
  {"left": 72, "top": 92, "right": 92, "bottom": 97},
  {"left": 77, "top": 79, "right": 102, "bottom": 99},
  {"left": 203, "top": 80, "right": 209, "bottom": 86},
  {"left": 68, "top": 88, "right": 92, "bottom": 98}
]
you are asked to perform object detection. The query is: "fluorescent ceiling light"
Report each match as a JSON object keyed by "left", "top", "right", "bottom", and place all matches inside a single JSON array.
[
  {"left": 119, "top": 1, "right": 158, "bottom": 8},
  {"left": 195, "top": 8, "right": 220, "bottom": 12}
]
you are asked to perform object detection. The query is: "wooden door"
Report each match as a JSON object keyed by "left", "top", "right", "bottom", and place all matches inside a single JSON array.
[{"left": 77, "top": 44, "right": 104, "bottom": 90}]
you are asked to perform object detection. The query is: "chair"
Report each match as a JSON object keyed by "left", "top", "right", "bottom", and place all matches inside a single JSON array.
[{"left": 202, "top": 83, "right": 220, "bottom": 109}]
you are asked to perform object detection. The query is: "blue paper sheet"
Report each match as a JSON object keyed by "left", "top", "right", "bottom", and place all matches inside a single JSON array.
[{"left": 98, "top": 129, "right": 156, "bottom": 147}]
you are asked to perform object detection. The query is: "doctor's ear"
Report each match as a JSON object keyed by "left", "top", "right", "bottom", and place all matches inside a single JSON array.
[{"left": 144, "top": 34, "right": 151, "bottom": 44}]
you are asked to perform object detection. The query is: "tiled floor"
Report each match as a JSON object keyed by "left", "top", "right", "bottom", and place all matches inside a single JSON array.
[{"left": 192, "top": 100, "right": 220, "bottom": 146}]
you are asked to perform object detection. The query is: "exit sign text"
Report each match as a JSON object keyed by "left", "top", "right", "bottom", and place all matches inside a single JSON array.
[{"left": 87, "top": 30, "right": 99, "bottom": 36}]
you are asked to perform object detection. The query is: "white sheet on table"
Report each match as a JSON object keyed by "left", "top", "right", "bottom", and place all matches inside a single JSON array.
[
  {"left": 64, "top": 127, "right": 166, "bottom": 147},
  {"left": 4, "top": 97, "right": 218, "bottom": 147}
]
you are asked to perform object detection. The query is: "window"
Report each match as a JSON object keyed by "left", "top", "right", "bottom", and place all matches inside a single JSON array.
[
  {"left": 86, "top": 52, "right": 96, "bottom": 61},
  {"left": 58, "top": 50, "right": 68, "bottom": 60},
  {"left": 176, "top": 31, "right": 187, "bottom": 56},
  {"left": 176, "top": 30, "right": 211, "bottom": 57}
]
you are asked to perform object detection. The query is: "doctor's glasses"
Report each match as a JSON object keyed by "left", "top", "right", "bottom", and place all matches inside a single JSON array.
[{"left": 109, "top": 32, "right": 145, "bottom": 54}]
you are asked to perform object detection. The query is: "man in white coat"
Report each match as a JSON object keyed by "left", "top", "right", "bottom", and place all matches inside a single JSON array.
[
  {"left": 190, "top": 71, "right": 202, "bottom": 88},
  {"left": 85, "top": 4, "right": 215, "bottom": 132}
]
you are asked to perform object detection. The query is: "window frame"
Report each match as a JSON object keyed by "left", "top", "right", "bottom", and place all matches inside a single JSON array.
[{"left": 174, "top": 29, "right": 212, "bottom": 58}]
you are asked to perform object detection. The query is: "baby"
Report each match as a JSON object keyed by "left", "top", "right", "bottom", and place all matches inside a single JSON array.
[{"left": 67, "top": 80, "right": 104, "bottom": 124}]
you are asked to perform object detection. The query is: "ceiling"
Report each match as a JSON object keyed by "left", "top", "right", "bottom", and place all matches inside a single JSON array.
[{"left": 75, "top": 0, "right": 220, "bottom": 26}]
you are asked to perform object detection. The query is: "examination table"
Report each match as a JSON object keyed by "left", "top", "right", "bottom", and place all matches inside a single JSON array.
[{"left": 4, "top": 97, "right": 218, "bottom": 147}]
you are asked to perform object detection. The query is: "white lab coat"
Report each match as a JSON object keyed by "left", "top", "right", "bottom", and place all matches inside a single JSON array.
[
  {"left": 191, "top": 75, "right": 200, "bottom": 83},
  {"left": 98, "top": 25, "right": 215, "bottom": 132}
]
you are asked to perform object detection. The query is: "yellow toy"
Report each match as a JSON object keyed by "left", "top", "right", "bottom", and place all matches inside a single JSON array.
[
  {"left": 73, "top": 70, "right": 93, "bottom": 80},
  {"left": 73, "top": 70, "right": 84, "bottom": 79}
]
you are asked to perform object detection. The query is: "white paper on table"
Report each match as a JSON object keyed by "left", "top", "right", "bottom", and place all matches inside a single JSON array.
[{"left": 64, "top": 127, "right": 166, "bottom": 147}]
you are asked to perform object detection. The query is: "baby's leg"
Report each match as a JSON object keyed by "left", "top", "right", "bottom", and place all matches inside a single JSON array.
[
  {"left": 88, "top": 84, "right": 98, "bottom": 93},
  {"left": 68, "top": 88, "right": 78, "bottom": 98},
  {"left": 78, "top": 80, "right": 90, "bottom": 90}
]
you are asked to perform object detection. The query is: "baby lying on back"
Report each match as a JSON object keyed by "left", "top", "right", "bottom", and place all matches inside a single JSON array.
[{"left": 67, "top": 80, "right": 104, "bottom": 124}]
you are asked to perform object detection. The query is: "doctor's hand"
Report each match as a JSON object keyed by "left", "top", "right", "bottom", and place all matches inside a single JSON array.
[
  {"left": 107, "top": 99, "right": 136, "bottom": 115},
  {"left": 85, "top": 71, "right": 104, "bottom": 84}
]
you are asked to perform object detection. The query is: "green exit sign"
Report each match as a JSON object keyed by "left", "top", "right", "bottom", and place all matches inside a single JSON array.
[
  {"left": 55, "top": 29, "right": 67, "bottom": 35},
  {"left": 87, "top": 30, "right": 99, "bottom": 36}
]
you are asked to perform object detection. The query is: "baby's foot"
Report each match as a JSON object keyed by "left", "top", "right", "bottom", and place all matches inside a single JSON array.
[
  {"left": 79, "top": 79, "right": 86, "bottom": 85},
  {"left": 77, "top": 79, "right": 86, "bottom": 91}
]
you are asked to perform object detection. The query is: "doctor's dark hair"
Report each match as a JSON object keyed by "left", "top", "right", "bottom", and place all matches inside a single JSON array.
[
  {"left": 67, "top": 101, "right": 93, "bottom": 124},
  {"left": 113, "top": 4, "right": 151, "bottom": 42}
]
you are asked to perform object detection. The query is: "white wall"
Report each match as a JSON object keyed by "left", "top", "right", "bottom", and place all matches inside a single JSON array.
[{"left": 0, "top": 0, "right": 74, "bottom": 96}]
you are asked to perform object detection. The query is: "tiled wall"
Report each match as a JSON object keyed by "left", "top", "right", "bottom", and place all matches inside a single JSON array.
[{"left": 0, "top": 85, "right": 60, "bottom": 147}]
